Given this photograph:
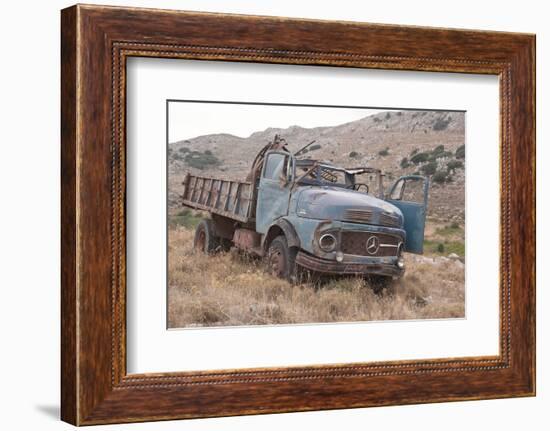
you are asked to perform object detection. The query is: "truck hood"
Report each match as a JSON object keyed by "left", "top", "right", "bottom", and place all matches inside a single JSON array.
[{"left": 294, "top": 186, "right": 404, "bottom": 227}]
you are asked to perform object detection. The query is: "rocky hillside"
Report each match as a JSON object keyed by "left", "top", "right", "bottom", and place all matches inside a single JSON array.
[{"left": 168, "top": 110, "right": 465, "bottom": 221}]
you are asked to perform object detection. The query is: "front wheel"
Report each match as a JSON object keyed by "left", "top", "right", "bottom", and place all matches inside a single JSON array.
[{"left": 267, "top": 235, "right": 298, "bottom": 282}]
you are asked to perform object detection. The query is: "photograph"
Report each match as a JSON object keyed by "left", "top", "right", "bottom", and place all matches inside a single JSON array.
[
  {"left": 167, "top": 101, "right": 466, "bottom": 328},
  {"left": 49, "top": 2, "right": 536, "bottom": 426}
]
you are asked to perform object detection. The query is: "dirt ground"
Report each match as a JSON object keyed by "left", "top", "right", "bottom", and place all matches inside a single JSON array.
[{"left": 167, "top": 226, "right": 465, "bottom": 328}]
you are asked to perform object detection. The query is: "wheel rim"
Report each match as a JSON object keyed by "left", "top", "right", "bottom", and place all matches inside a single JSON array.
[
  {"left": 196, "top": 229, "right": 206, "bottom": 252},
  {"left": 269, "top": 249, "right": 285, "bottom": 277}
]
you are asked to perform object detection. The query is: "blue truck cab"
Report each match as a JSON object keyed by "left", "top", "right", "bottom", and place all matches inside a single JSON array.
[{"left": 183, "top": 136, "right": 429, "bottom": 284}]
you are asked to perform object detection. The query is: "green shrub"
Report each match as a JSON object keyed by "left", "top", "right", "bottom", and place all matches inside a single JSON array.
[
  {"left": 184, "top": 150, "right": 221, "bottom": 170},
  {"left": 378, "top": 148, "right": 390, "bottom": 156},
  {"left": 447, "top": 160, "right": 464, "bottom": 172},
  {"left": 433, "top": 170, "right": 448, "bottom": 184},
  {"left": 433, "top": 144, "right": 445, "bottom": 153},
  {"left": 400, "top": 157, "right": 410, "bottom": 168},
  {"left": 410, "top": 148, "right": 419, "bottom": 156},
  {"left": 433, "top": 116, "right": 452, "bottom": 131},
  {"left": 349, "top": 151, "right": 359, "bottom": 158},
  {"left": 169, "top": 209, "right": 203, "bottom": 229},
  {"left": 204, "top": 149, "right": 212, "bottom": 155},
  {"left": 429, "top": 150, "right": 453, "bottom": 161},
  {"left": 178, "top": 146, "right": 190, "bottom": 153},
  {"left": 455, "top": 145, "right": 465, "bottom": 159},
  {"left": 420, "top": 161, "right": 438, "bottom": 176},
  {"left": 411, "top": 152, "right": 430, "bottom": 164},
  {"left": 424, "top": 240, "right": 464, "bottom": 257}
]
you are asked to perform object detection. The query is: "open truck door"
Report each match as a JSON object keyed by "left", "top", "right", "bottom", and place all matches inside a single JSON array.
[{"left": 386, "top": 175, "right": 429, "bottom": 254}]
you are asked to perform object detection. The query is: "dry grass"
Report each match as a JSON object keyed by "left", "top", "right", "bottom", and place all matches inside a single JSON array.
[{"left": 167, "top": 227, "right": 465, "bottom": 328}]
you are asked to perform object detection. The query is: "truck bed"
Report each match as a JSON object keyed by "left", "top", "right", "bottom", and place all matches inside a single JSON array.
[{"left": 181, "top": 173, "right": 255, "bottom": 223}]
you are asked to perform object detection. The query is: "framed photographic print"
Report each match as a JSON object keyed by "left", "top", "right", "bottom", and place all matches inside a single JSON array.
[{"left": 61, "top": 4, "right": 535, "bottom": 425}]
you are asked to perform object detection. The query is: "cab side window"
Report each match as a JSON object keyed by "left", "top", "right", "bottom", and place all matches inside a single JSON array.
[
  {"left": 263, "top": 153, "right": 287, "bottom": 181},
  {"left": 390, "top": 178, "right": 425, "bottom": 203}
]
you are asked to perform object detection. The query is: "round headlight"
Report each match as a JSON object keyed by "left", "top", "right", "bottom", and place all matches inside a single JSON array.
[
  {"left": 397, "top": 243, "right": 405, "bottom": 268},
  {"left": 319, "top": 233, "right": 337, "bottom": 252}
]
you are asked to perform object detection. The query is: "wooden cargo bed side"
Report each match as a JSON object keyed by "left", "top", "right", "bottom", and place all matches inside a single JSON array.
[{"left": 181, "top": 173, "right": 255, "bottom": 223}]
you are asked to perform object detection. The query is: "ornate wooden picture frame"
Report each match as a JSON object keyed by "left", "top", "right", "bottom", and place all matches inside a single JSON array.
[{"left": 61, "top": 4, "right": 535, "bottom": 425}]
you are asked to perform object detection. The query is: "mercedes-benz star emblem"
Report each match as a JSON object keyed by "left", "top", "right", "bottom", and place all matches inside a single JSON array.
[{"left": 366, "top": 236, "right": 380, "bottom": 255}]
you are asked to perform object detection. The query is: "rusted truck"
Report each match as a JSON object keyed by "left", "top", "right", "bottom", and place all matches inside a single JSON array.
[{"left": 181, "top": 135, "right": 429, "bottom": 284}]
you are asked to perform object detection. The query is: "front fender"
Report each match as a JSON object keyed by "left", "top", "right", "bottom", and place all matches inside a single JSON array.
[{"left": 263, "top": 218, "right": 301, "bottom": 251}]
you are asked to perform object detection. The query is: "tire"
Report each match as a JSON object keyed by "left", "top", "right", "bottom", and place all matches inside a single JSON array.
[
  {"left": 267, "top": 235, "right": 298, "bottom": 282},
  {"left": 193, "top": 219, "right": 221, "bottom": 254}
]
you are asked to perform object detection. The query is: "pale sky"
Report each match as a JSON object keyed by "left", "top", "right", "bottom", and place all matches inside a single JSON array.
[{"left": 168, "top": 101, "right": 387, "bottom": 143}]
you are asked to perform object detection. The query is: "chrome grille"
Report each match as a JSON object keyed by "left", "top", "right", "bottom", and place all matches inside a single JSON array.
[{"left": 340, "top": 232, "right": 401, "bottom": 257}]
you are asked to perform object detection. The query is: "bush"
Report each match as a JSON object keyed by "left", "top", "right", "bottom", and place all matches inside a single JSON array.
[
  {"left": 410, "top": 148, "right": 419, "bottom": 156},
  {"left": 433, "top": 145, "right": 445, "bottom": 154},
  {"left": 378, "top": 148, "right": 390, "bottom": 156},
  {"left": 455, "top": 145, "right": 465, "bottom": 159},
  {"left": 411, "top": 152, "right": 430, "bottom": 164},
  {"left": 204, "top": 149, "right": 212, "bottom": 155},
  {"left": 433, "top": 170, "right": 448, "bottom": 184},
  {"left": 178, "top": 146, "right": 190, "bottom": 153},
  {"left": 400, "top": 157, "right": 410, "bottom": 168},
  {"left": 373, "top": 117, "right": 381, "bottom": 122},
  {"left": 433, "top": 116, "right": 452, "bottom": 131},
  {"left": 429, "top": 150, "right": 453, "bottom": 161},
  {"left": 349, "top": 151, "right": 359, "bottom": 158},
  {"left": 420, "top": 161, "right": 438, "bottom": 176},
  {"left": 447, "top": 160, "right": 464, "bottom": 172},
  {"left": 397, "top": 111, "right": 402, "bottom": 116},
  {"left": 385, "top": 112, "right": 391, "bottom": 120},
  {"left": 169, "top": 209, "right": 203, "bottom": 229},
  {"left": 184, "top": 150, "right": 221, "bottom": 169},
  {"left": 436, "top": 243, "right": 445, "bottom": 253}
]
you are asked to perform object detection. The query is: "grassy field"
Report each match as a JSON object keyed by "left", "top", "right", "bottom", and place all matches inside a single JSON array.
[{"left": 167, "top": 226, "right": 465, "bottom": 328}]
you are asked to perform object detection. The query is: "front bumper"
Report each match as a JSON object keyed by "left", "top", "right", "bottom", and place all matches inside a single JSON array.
[{"left": 296, "top": 251, "right": 404, "bottom": 277}]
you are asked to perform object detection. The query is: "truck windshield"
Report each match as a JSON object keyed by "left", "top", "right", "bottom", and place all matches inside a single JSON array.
[
  {"left": 296, "top": 164, "right": 351, "bottom": 188},
  {"left": 294, "top": 161, "right": 383, "bottom": 196}
]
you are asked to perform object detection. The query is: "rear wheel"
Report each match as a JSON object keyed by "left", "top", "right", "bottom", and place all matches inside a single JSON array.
[
  {"left": 194, "top": 219, "right": 221, "bottom": 254},
  {"left": 267, "top": 235, "right": 298, "bottom": 282}
]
